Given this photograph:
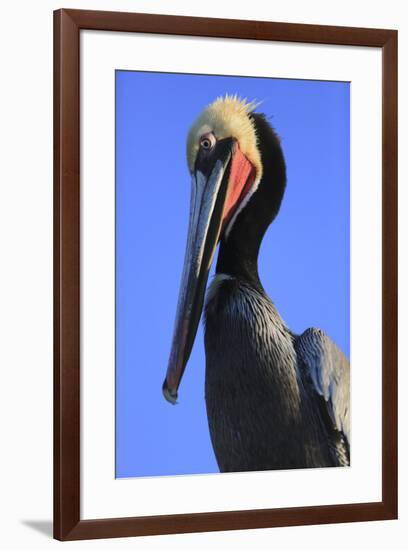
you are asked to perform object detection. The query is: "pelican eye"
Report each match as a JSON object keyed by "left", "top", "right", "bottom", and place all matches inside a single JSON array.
[{"left": 199, "top": 134, "right": 215, "bottom": 151}]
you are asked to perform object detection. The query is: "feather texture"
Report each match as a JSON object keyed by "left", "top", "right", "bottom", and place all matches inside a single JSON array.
[
  {"left": 295, "top": 328, "right": 350, "bottom": 443},
  {"left": 205, "top": 276, "right": 349, "bottom": 471}
]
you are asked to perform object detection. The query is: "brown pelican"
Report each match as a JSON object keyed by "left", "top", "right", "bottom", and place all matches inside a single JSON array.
[{"left": 163, "top": 95, "right": 350, "bottom": 471}]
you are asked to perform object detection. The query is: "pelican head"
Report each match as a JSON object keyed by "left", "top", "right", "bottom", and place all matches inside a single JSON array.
[{"left": 163, "top": 95, "right": 286, "bottom": 404}]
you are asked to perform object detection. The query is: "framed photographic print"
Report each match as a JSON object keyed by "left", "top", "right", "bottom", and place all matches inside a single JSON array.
[{"left": 54, "top": 9, "right": 398, "bottom": 541}]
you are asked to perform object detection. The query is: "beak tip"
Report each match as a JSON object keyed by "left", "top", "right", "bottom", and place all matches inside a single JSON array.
[{"left": 162, "top": 379, "right": 178, "bottom": 405}]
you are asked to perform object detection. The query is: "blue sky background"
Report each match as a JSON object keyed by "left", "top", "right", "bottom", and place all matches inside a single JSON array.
[{"left": 115, "top": 71, "right": 350, "bottom": 478}]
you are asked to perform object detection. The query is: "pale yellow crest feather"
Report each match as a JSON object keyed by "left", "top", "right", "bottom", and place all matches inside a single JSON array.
[{"left": 187, "top": 95, "right": 262, "bottom": 181}]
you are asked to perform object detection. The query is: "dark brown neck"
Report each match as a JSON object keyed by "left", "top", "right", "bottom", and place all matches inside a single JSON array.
[{"left": 216, "top": 112, "right": 287, "bottom": 290}]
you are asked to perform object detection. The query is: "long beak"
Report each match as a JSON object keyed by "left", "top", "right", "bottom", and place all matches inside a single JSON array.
[{"left": 163, "top": 141, "right": 234, "bottom": 404}]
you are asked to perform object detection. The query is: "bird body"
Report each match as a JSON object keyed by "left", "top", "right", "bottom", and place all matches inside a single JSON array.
[
  {"left": 204, "top": 274, "right": 349, "bottom": 472},
  {"left": 164, "top": 95, "right": 350, "bottom": 472}
]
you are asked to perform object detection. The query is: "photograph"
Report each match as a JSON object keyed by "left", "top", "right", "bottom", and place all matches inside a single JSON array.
[
  {"left": 115, "top": 71, "right": 350, "bottom": 478},
  {"left": 50, "top": 6, "right": 397, "bottom": 543},
  {"left": 0, "top": 1, "right": 400, "bottom": 546}
]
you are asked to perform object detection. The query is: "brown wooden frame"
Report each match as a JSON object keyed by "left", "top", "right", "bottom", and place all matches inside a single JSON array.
[{"left": 54, "top": 8, "right": 398, "bottom": 541}]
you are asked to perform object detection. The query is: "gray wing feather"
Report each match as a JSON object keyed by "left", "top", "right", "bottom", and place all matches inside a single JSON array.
[{"left": 295, "top": 328, "right": 350, "bottom": 442}]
